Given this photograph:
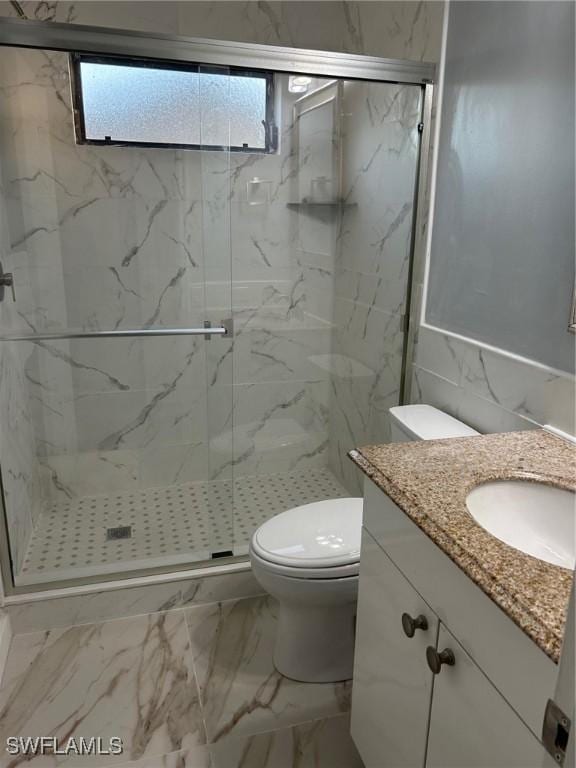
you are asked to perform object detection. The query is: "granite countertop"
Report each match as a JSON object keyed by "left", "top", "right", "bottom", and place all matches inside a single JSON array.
[{"left": 349, "top": 430, "right": 575, "bottom": 663}]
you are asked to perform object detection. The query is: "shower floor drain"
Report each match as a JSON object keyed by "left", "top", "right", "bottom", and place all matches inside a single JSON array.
[
  {"left": 106, "top": 525, "right": 132, "bottom": 541},
  {"left": 19, "top": 467, "right": 349, "bottom": 583}
]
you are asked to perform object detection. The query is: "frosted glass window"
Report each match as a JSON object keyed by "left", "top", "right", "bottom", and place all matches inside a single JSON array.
[
  {"left": 229, "top": 75, "right": 267, "bottom": 149},
  {"left": 73, "top": 56, "right": 272, "bottom": 151}
]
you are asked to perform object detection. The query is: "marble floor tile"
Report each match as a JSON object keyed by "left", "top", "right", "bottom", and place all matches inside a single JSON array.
[
  {"left": 209, "top": 715, "right": 363, "bottom": 768},
  {"left": 113, "top": 748, "right": 212, "bottom": 768},
  {"left": 0, "top": 612, "right": 206, "bottom": 766},
  {"left": 0, "top": 748, "right": 213, "bottom": 768},
  {"left": 185, "top": 596, "right": 352, "bottom": 744}
]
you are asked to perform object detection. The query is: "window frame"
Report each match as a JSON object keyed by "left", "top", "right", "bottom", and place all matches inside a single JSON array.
[{"left": 69, "top": 53, "right": 276, "bottom": 154}]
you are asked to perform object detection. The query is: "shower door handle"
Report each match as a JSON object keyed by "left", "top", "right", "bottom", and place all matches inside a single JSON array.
[{"left": 0, "top": 319, "right": 234, "bottom": 342}]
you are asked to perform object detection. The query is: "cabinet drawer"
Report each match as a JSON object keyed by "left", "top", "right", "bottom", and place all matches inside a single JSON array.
[{"left": 363, "top": 477, "right": 556, "bottom": 739}]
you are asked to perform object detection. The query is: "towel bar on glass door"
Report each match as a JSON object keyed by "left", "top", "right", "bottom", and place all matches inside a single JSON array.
[{"left": 0, "top": 320, "right": 232, "bottom": 342}]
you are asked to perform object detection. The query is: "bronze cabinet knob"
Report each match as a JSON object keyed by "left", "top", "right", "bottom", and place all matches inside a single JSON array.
[
  {"left": 426, "top": 646, "right": 456, "bottom": 674},
  {"left": 401, "top": 612, "right": 428, "bottom": 638}
]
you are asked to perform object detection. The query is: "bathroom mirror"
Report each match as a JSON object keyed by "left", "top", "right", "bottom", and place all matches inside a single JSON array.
[{"left": 425, "top": 1, "right": 574, "bottom": 373}]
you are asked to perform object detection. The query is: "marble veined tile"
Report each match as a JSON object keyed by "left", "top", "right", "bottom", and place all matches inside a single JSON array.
[
  {"left": 0, "top": 612, "right": 205, "bottom": 766},
  {"left": 6, "top": 572, "right": 263, "bottom": 635},
  {"left": 209, "top": 715, "right": 363, "bottom": 768},
  {"left": 185, "top": 596, "right": 351, "bottom": 745},
  {"left": 0, "top": 338, "right": 41, "bottom": 572},
  {"left": 0, "top": 746, "right": 212, "bottom": 768},
  {"left": 0, "top": 2, "right": 443, "bottom": 62},
  {"left": 112, "top": 747, "right": 212, "bottom": 768}
]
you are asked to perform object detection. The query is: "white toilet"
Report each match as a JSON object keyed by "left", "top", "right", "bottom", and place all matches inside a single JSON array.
[{"left": 249, "top": 405, "right": 479, "bottom": 683}]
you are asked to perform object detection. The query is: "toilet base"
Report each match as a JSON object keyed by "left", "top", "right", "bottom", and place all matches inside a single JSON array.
[
  {"left": 273, "top": 601, "right": 357, "bottom": 682},
  {"left": 250, "top": 547, "right": 359, "bottom": 684}
]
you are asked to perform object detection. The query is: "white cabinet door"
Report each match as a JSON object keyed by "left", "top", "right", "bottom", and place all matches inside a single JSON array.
[
  {"left": 351, "top": 529, "right": 438, "bottom": 768},
  {"left": 426, "top": 624, "right": 546, "bottom": 768}
]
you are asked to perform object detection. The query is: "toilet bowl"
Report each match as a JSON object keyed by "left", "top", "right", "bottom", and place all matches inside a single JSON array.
[
  {"left": 250, "top": 405, "right": 480, "bottom": 684},
  {"left": 249, "top": 496, "right": 363, "bottom": 683}
]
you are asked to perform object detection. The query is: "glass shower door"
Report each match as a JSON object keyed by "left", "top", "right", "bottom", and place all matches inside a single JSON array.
[
  {"left": 0, "top": 46, "right": 236, "bottom": 588},
  {"left": 225, "top": 74, "right": 424, "bottom": 547},
  {"left": 0, "top": 34, "right": 429, "bottom": 592},
  {"left": 197, "top": 64, "right": 235, "bottom": 559}
]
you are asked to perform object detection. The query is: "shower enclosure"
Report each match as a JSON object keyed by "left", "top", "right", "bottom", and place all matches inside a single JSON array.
[{"left": 0, "top": 18, "right": 433, "bottom": 593}]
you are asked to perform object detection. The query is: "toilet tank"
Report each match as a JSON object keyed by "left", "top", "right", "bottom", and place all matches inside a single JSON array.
[{"left": 389, "top": 404, "right": 479, "bottom": 442}]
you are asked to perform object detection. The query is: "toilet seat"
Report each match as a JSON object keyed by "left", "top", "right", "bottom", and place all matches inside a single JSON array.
[
  {"left": 250, "top": 497, "right": 363, "bottom": 579},
  {"left": 250, "top": 548, "right": 360, "bottom": 579}
]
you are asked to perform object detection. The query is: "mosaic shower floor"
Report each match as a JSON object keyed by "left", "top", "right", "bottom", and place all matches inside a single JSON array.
[{"left": 18, "top": 467, "right": 349, "bottom": 585}]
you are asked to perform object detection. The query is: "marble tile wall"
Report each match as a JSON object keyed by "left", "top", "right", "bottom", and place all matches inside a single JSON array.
[
  {"left": 0, "top": 45, "right": 221, "bottom": 502},
  {"left": 5, "top": 568, "right": 263, "bottom": 634},
  {"left": 217, "top": 75, "right": 336, "bottom": 482},
  {"left": 328, "top": 81, "right": 423, "bottom": 494},
  {"left": 0, "top": 124, "right": 43, "bottom": 575},
  {"left": 411, "top": 326, "right": 576, "bottom": 436},
  {"left": 0, "top": 1, "right": 444, "bottom": 63},
  {"left": 0, "top": 45, "right": 335, "bottom": 505},
  {"left": 0, "top": 0, "right": 444, "bottom": 594},
  {"left": 2, "top": 51, "right": 429, "bottom": 510}
]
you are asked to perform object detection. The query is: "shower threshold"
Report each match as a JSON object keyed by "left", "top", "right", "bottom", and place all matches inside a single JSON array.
[{"left": 17, "top": 467, "right": 348, "bottom": 587}]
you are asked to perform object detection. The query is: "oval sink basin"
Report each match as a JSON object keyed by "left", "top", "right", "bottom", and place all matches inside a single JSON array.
[{"left": 466, "top": 480, "right": 575, "bottom": 569}]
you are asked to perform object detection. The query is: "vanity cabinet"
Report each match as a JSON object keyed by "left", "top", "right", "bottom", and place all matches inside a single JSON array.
[{"left": 351, "top": 480, "right": 556, "bottom": 768}]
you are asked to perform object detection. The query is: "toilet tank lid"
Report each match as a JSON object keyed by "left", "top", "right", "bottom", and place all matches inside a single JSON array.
[{"left": 389, "top": 405, "right": 480, "bottom": 440}]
